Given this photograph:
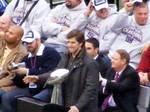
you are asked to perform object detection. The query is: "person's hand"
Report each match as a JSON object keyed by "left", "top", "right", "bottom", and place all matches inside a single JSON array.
[
  {"left": 0, "top": 31, "right": 5, "bottom": 39},
  {"left": 124, "top": 2, "right": 134, "bottom": 12},
  {"left": 23, "top": 75, "right": 39, "bottom": 84},
  {"left": 99, "top": 72, "right": 107, "bottom": 86},
  {"left": 13, "top": 67, "right": 28, "bottom": 75},
  {"left": 68, "top": 106, "right": 79, "bottom": 112},
  {"left": 61, "top": 26, "right": 69, "bottom": 32},
  {"left": 139, "top": 72, "right": 149, "bottom": 85},
  {"left": 84, "top": 1, "right": 94, "bottom": 17},
  {"left": 141, "top": 44, "right": 150, "bottom": 54}
]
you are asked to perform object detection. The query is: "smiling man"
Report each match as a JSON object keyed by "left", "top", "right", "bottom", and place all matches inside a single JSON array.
[
  {"left": 106, "top": 1, "right": 150, "bottom": 68},
  {"left": 25, "top": 29, "right": 99, "bottom": 112},
  {"left": 100, "top": 49, "right": 140, "bottom": 112},
  {"left": 1, "top": 30, "right": 61, "bottom": 112}
]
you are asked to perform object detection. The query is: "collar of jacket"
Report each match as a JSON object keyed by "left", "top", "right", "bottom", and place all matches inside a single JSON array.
[{"left": 67, "top": 49, "right": 85, "bottom": 72}]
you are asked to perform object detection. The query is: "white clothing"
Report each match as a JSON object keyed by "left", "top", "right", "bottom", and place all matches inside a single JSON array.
[
  {"left": 42, "top": 1, "right": 86, "bottom": 46},
  {"left": 4, "top": 0, "right": 50, "bottom": 34}
]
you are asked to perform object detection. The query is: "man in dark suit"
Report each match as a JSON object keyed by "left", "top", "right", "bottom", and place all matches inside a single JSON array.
[
  {"left": 100, "top": 49, "right": 140, "bottom": 112},
  {"left": 85, "top": 38, "right": 110, "bottom": 77}
]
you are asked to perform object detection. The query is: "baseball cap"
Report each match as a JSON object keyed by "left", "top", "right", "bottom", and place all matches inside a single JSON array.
[
  {"left": 131, "top": 0, "right": 142, "bottom": 3},
  {"left": 22, "top": 30, "right": 40, "bottom": 43},
  {"left": 92, "top": 0, "right": 109, "bottom": 11}
]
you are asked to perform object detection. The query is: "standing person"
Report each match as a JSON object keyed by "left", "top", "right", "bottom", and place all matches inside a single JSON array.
[
  {"left": 3, "top": 0, "right": 50, "bottom": 35},
  {"left": 100, "top": 49, "right": 140, "bottom": 112},
  {"left": 1, "top": 30, "right": 61, "bottom": 112},
  {"left": 42, "top": 0, "right": 86, "bottom": 53},
  {"left": 24, "top": 29, "right": 99, "bottom": 112}
]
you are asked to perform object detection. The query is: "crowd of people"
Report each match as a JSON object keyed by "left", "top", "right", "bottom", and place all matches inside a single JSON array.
[{"left": 0, "top": 0, "right": 149, "bottom": 112}]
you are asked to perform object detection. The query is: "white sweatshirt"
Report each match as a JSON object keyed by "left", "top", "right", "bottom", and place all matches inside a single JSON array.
[
  {"left": 70, "top": 6, "right": 118, "bottom": 51},
  {"left": 108, "top": 11, "right": 150, "bottom": 68},
  {"left": 4, "top": 0, "right": 50, "bottom": 34},
  {"left": 42, "top": 1, "right": 86, "bottom": 46}
]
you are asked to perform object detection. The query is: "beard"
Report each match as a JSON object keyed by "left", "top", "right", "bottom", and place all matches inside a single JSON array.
[{"left": 65, "top": 3, "right": 73, "bottom": 9}]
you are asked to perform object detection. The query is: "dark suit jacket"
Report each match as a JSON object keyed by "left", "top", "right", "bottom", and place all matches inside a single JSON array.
[
  {"left": 95, "top": 53, "right": 110, "bottom": 77},
  {"left": 39, "top": 50, "right": 99, "bottom": 112},
  {"left": 103, "top": 65, "right": 140, "bottom": 112}
]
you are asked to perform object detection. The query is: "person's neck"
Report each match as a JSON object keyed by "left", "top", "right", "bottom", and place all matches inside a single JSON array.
[
  {"left": 115, "top": 65, "right": 127, "bottom": 73},
  {"left": 6, "top": 43, "right": 18, "bottom": 49},
  {"left": 31, "top": 44, "right": 40, "bottom": 56},
  {"left": 71, "top": 48, "right": 81, "bottom": 58}
]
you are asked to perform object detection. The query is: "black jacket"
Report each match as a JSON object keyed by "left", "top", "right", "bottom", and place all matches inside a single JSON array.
[
  {"left": 40, "top": 50, "right": 99, "bottom": 112},
  {"left": 104, "top": 65, "right": 140, "bottom": 112},
  {"left": 95, "top": 53, "right": 110, "bottom": 77}
]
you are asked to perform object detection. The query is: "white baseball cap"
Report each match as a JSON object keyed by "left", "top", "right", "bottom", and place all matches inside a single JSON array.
[
  {"left": 22, "top": 30, "right": 40, "bottom": 43},
  {"left": 131, "top": 0, "right": 142, "bottom": 3},
  {"left": 92, "top": 0, "right": 109, "bottom": 11}
]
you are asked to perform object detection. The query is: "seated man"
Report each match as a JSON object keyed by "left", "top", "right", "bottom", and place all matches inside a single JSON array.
[
  {"left": 0, "top": 15, "right": 13, "bottom": 48},
  {"left": 23, "top": 29, "right": 99, "bottom": 112},
  {"left": 1, "top": 30, "right": 61, "bottom": 112},
  {"left": 100, "top": 49, "right": 140, "bottom": 112},
  {"left": 137, "top": 46, "right": 150, "bottom": 85},
  {"left": 0, "top": 25, "right": 27, "bottom": 92}
]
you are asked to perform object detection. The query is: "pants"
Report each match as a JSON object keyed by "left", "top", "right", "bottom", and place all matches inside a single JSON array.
[
  {"left": 33, "top": 88, "right": 53, "bottom": 103},
  {"left": 1, "top": 87, "right": 30, "bottom": 112}
]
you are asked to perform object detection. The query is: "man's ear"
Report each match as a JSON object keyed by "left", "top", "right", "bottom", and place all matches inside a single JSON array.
[{"left": 122, "top": 58, "right": 127, "bottom": 65}]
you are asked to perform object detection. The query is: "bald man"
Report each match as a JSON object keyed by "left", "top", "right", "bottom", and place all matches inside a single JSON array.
[
  {"left": 0, "top": 25, "right": 27, "bottom": 92},
  {"left": 0, "top": 15, "right": 12, "bottom": 32},
  {"left": 0, "top": 15, "right": 13, "bottom": 48}
]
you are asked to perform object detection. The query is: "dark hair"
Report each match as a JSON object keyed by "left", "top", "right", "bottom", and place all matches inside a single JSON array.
[
  {"left": 67, "top": 29, "right": 85, "bottom": 44},
  {"left": 133, "top": 2, "right": 148, "bottom": 10},
  {"left": 85, "top": 38, "right": 99, "bottom": 48},
  {"left": 116, "top": 49, "right": 130, "bottom": 64},
  {"left": 143, "top": 0, "right": 148, "bottom": 3}
]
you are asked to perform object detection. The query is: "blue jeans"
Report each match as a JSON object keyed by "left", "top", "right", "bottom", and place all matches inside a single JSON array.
[
  {"left": 0, "top": 89, "right": 6, "bottom": 103},
  {"left": 33, "top": 88, "right": 53, "bottom": 102},
  {"left": 1, "top": 87, "right": 30, "bottom": 112}
]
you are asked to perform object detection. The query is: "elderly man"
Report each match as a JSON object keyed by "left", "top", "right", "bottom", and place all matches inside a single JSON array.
[
  {"left": 0, "top": 15, "right": 13, "bottom": 48},
  {"left": 3, "top": 0, "right": 50, "bottom": 35},
  {"left": 100, "top": 49, "right": 140, "bottom": 112},
  {"left": 0, "top": 15, "right": 12, "bottom": 33},
  {"left": 42, "top": 0, "right": 86, "bottom": 52}
]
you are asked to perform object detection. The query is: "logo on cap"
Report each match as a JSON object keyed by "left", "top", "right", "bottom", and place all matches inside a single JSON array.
[{"left": 94, "top": 0, "right": 106, "bottom": 6}]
